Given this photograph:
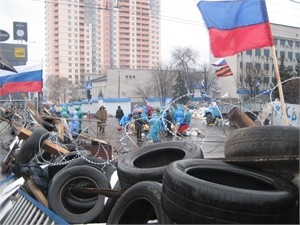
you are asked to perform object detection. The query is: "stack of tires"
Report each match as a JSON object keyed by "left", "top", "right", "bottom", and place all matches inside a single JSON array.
[
  {"left": 106, "top": 126, "right": 299, "bottom": 224},
  {"left": 15, "top": 126, "right": 299, "bottom": 224}
]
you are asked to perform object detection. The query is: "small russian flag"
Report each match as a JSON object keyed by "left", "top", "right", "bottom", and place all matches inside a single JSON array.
[{"left": 211, "top": 58, "right": 228, "bottom": 67}]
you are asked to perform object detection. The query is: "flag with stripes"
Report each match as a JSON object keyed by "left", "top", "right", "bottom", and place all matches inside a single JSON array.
[
  {"left": 212, "top": 58, "right": 228, "bottom": 67},
  {"left": 0, "top": 64, "right": 43, "bottom": 95},
  {"left": 215, "top": 65, "right": 233, "bottom": 77},
  {"left": 196, "top": 0, "right": 274, "bottom": 57}
]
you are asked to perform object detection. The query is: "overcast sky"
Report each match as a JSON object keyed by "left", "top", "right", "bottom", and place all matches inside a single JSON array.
[{"left": 0, "top": 0, "right": 300, "bottom": 65}]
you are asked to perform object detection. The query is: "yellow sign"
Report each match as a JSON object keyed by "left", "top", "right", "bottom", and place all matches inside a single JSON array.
[{"left": 15, "top": 48, "right": 26, "bottom": 58}]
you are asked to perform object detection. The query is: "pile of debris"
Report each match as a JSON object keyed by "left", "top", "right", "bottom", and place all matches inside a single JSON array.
[{"left": 0, "top": 97, "right": 119, "bottom": 224}]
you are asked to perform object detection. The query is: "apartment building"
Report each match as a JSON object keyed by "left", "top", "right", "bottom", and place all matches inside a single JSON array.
[
  {"left": 221, "top": 23, "right": 300, "bottom": 99},
  {"left": 44, "top": 0, "right": 161, "bottom": 88}
]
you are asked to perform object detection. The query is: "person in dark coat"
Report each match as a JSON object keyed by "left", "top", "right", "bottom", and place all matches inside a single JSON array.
[
  {"left": 133, "top": 109, "right": 145, "bottom": 142},
  {"left": 115, "top": 106, "right": 124, "bottom": 124},
  {"left": 164, "top": 109, "right": 173, "bottom": 137}
]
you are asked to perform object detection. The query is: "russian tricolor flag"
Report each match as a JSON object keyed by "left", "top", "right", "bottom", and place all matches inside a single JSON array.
[
  {"left": 197, "top": 0, "right": 274, "bottom": 57},
  {"left": 0, "top": 64, "right": 43, "bottom": 96},
  {"left": 212, "top": 58, "right": 228, "bottom": 67}
]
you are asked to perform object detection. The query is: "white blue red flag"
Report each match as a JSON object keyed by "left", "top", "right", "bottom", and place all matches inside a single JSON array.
[
  {"left": 0, "top": 64, "right": 43, "bottom": 96},
  {"left": 212, "top": 58, "right": 228, "bottom": 67}
]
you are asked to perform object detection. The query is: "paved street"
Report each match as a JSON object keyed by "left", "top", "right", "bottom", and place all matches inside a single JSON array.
[
  {"left": 80, "top": 117, "right": 235, "bottom": 159},
  {"left": 0, "top": 116, "right": 236, "bottom": 181}
]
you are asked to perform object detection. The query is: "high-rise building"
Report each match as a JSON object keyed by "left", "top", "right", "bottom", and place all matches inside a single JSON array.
[{"left": 45, "top": 0, "right": 161, "bottom": 86}]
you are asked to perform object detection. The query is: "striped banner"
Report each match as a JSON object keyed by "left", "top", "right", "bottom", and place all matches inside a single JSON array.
[{"left": 215, "top": 66, "right": 233, "bottom": 77}]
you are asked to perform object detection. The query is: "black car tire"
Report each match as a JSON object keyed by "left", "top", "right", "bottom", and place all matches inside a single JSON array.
[
  {"left": 15, "top": 127, "right": 49, "bottom": 165},
  {"left": 65, "top": 156, "right": 116, "bottom": 181},
  {"left": 161, "top": 159, "right": 299, "bottom": 224},
  {"left": 98, "top": 180, "right": 122, "bottom": 223},
  {"left": 107, "top": 181, "right": 172, "bottom": 224},
  {"left": 48, "top": 165, "right": 111, "bottom": 224},
  {"left": 224, "top": 126, "right": 299, "bottom": 157},
  {"left": 117, "top": 141, "right": 203, "bottom": 190}
]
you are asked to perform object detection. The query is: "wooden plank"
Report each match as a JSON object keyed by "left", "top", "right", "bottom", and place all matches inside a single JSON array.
[
  {"left": 25, "top": 178, "right": 48, "bottom": 208},
  {"left": 18, "top": 127, "right": 69, "bottom": 156},
  {"left": 228, "top": 107, "right": 257, "bottom": 128},
  {"left": 78, "top": 133, "right": 108, "bottom": 145},
  {"left": 42, "top": 140, "right": 69, "bottom": 155}
]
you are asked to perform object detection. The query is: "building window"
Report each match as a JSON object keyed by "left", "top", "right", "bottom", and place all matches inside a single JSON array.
[
  {"left": 264, "top": 63, "right": 269, "bottom": 71},
  {"left": 255, "top": 49, "right": 261, "bottom": 56},
  {"left": 255, "top": 63, "right": 261, "bottom": 71},
  {"left": 246, "top": 50, "right": 252, "bottom": 55},
  {"left": 288, "top": 52, "right": 293, "bottom": 61},
  {"left": 264, "top": 49, "right": 269, "bottom": 57}
]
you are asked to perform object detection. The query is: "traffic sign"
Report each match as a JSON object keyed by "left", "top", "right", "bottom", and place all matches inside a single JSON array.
[{"left": 86, "top": 82, "right": 92, "bottom": 90}]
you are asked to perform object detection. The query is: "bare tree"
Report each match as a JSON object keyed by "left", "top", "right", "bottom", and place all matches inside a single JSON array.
[
  {"left": 241, "top": 62, "right": 266, "bottom": 99},
  {"left": 171, "top": 47, "right": 199, "bottom": 95},
  {"left": 45, "top": 76, "right": 74, "bottom": 103},
  {"left": 151, "top": 64, "right": 174, "bottom": 107},
  {"left": 136, "top": 83, "right": 154, "bottom": 103}
]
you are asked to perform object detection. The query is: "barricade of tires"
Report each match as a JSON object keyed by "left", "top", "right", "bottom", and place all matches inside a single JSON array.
[
  {"left": 12, "top": 126, "right": 299, "bottom": 224},
  {"left": 105, "top": 126, "right": 299, "bottom": 224}
]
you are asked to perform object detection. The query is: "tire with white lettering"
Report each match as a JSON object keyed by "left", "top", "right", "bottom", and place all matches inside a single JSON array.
[
  {"left": 117, "top": 141, "right": 204, "bottom": 190},
  {"left": 224, "top": 126, "right": 299, "bottom": 157},
  {"left": 48, "top": 165, "right": 111, "bottom": 224},
  {"left": 161, "top": 159, "right": 299, "bottom": 224},
  {"left": 107, "top": 181, "right": 172, "bottom": 224}
]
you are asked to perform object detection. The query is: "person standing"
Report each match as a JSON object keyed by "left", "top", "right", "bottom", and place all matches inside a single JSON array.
[
  {"left": 146, "top": 112, "right": 161, "bottom": 143},
  {"left": 164, "top": 109, "right": 173, "bottom": 137},
  {"left": 119, "top": 114, "right": 132, "bottom": 132},
  {"left": 60, "top": 106, "right": 70, "bottom": 119},
  {"left": 96, "top": 105, "right": 107, "bottom": 133},
  {"left": 69, "top": 111, "right": 80, "bottom": 138},
  {"left": 75, "top": 106, "right": 83, "bottom": 132},
  {"left": 133, "top": 109, "right": 145, "bottom": 142},
  {"left": 115, "top": 106, "right": 124, "bottom": 124}
]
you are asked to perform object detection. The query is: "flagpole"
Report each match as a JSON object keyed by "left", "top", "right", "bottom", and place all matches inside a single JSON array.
[{"left": 271, "top": 46, "right": 289, "bottom": 125}]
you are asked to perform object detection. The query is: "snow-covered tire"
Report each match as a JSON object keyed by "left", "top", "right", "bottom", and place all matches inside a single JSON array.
[
  {"left": 107, "top": 181, "right": 172, "bottom": 224},
  {"left": 117, "top": 141, "right": 203, "bottom": 190},
  {"left": 161, "top": 159, "right": 299, "bottom": 224}
]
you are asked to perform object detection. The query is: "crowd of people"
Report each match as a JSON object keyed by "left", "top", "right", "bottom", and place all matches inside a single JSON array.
[
  {"left": 49, "top": 103, "right": 193, "bottom": 142},
  {"left": 118, "top": 104, "right": 193, "bottom": 143}
]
